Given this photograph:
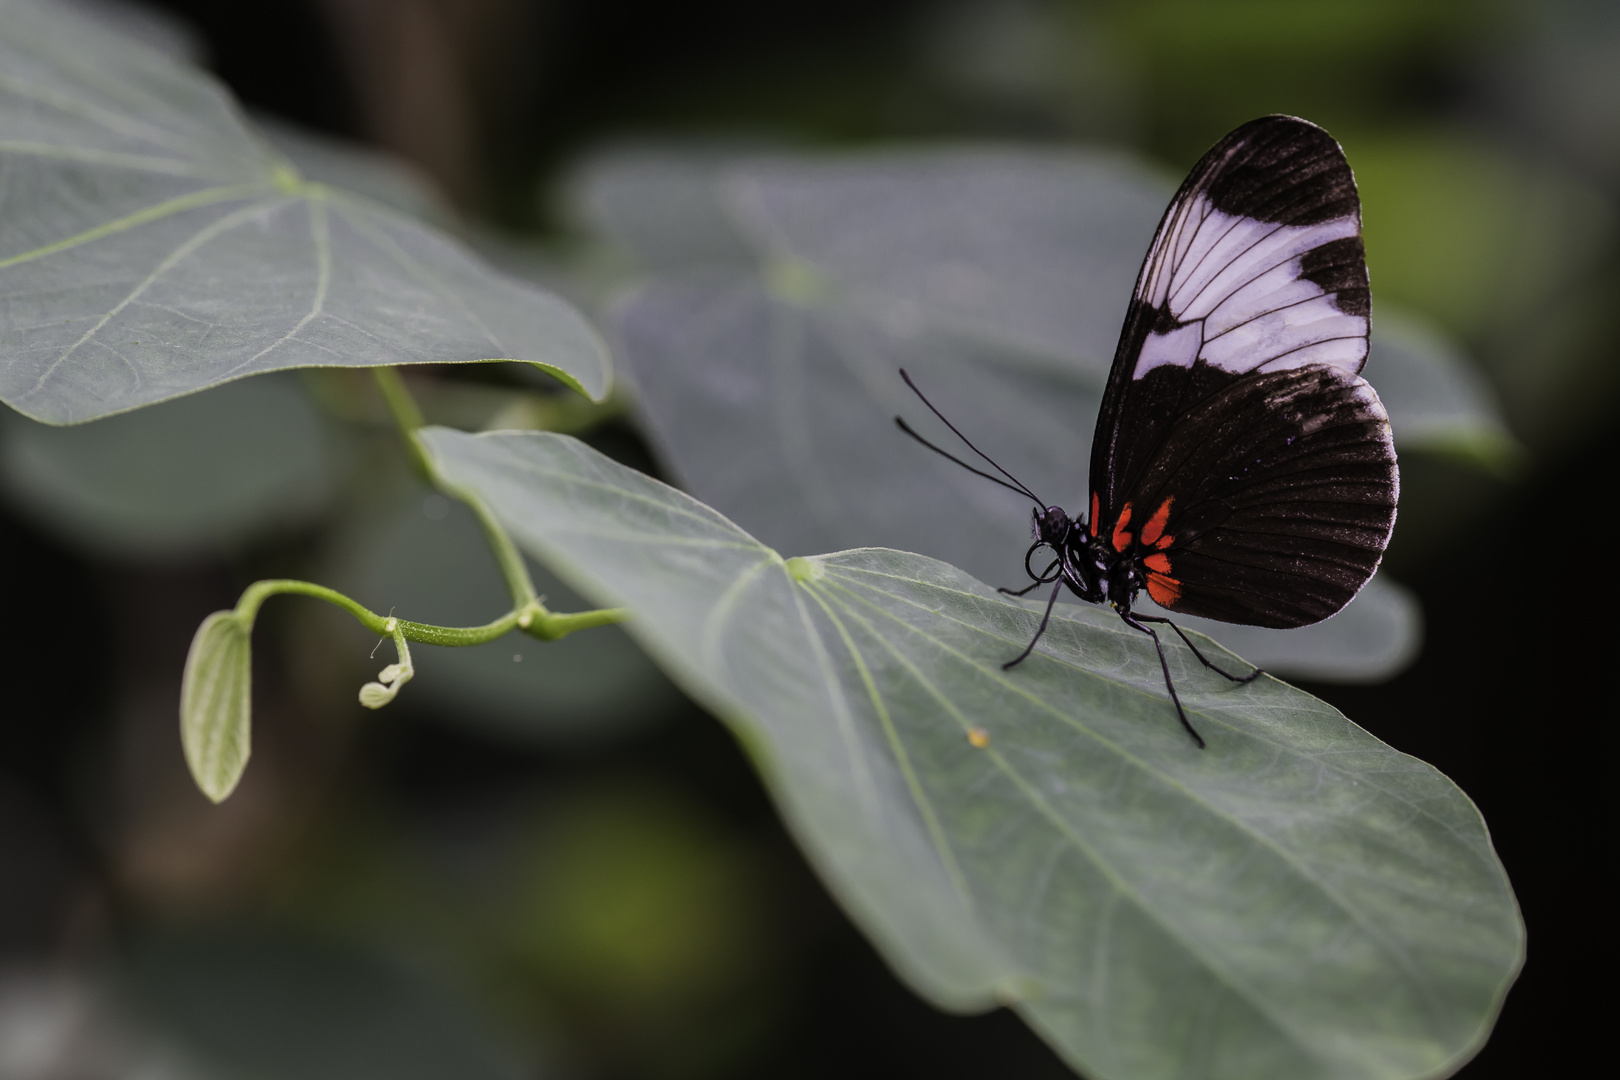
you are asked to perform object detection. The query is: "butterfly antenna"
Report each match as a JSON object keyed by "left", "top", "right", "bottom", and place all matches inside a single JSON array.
[
  {"left": 895, "top": 417, "right": 1036, "bottom": 500},
  {"left": 896, "top": 369, "right": 1044, "bottom": 504}
]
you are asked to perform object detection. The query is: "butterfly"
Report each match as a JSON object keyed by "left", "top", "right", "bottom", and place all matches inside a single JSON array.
[{"left": 897, "top": 115, "right": 1398, "bottom": 747}]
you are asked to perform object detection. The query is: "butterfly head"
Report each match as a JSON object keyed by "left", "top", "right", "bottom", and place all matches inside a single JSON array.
[{"left": 1033, "top": 505, "right": 1073, "bottom": 548}]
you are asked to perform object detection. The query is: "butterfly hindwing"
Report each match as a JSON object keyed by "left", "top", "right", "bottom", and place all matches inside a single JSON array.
[
  {"left": 1088, "top": 116, "right": 1396, "bottom": 627},
  {"left": 1114, "top": 365, "right": 1397, "bottom": 627}
]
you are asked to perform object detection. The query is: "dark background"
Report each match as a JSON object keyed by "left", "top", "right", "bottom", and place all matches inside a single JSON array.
[{"left": 3, "top": 1, "right": 1613, "bottom": 1076}]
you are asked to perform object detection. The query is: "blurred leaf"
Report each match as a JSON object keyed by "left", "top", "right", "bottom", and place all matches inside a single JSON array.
[
  {"left": 726, "top": 146, "right": 1169, "bottom": 376},
  {"left": 0, "top": 0, "right": 608, "bottom": 423},
  {"left": 613, "top": 277, "right": 1418, "bottom": 680},
  {"left": 613, "top": 276, "right": 1095, "bottom": 577},
  {"left": 1137, "top": 574, "right": 1421, "bottom": 684},
  {"left": 125, "top": 928, "right": 528, "bottom": 1080},
  {"left": 1363, "top": 309, "right": 1524, "bottom": 474},
  {"left": 425, "top": 427, "right": 1523, "bottom": 1080},
  {"left": 179, "top": 610, "right": 251, "bottom": 803},
  {"left": 0, "top": 373, "right": 340, "bottom": 556},
  {"left": 57, "top": 0, "right": 204, "bottom": 62},
  {"left": 563, "top": 142, "right": 771, "bottom": 273},
  {"left": 326, "top": 482, "right": 684, "bottom": 744}
]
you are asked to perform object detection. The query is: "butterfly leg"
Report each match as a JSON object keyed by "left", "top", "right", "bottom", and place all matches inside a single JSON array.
[
  {"left": 1118, "top": 613, "right": 1206, "bottom": 749},
  {"left": 1131, "top": 614, "right": 1262, "bottom": 684},
  {"left": 1002, "top": 580, "right": 1064, "bottom": 670},
  {"left": 998, "top": 553, "right": 1061, "bottom": 598}
]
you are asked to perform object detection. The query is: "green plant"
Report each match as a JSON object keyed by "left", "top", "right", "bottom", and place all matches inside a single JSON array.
[{"left": 0, "top": 3, "right": 1523, "bottom": 1078}]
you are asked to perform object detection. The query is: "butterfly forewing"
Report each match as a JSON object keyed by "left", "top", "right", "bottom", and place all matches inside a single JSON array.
[{"left": 1089, "top": 116, "right": 1397, "bottom": 627}]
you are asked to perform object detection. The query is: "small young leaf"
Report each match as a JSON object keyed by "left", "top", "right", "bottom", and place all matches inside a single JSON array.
[
  {"left": 423, "top": 428, "right": 1523, "bottom": 1080},
  {"left": 179, "top": 610, "right": 252, "bottom": 803}
]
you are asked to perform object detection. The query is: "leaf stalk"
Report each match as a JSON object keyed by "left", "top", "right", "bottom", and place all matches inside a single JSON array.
[
  {"left": 231, "top": 578, "right": 626, "bottom": 647},
  {"left": 372, "top": 365, "right": 538, "bottom": 606}
]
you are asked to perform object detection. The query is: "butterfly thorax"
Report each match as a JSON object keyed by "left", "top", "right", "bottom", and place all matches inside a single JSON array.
[{"left": 1038, "top": 506, "right": 1151, "bottom": 613}]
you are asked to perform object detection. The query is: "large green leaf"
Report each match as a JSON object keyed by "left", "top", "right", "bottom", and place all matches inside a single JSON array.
[
  {"left": 423, "top": 427, "right": 1522, "bottom": 1080},
  {"left": 0, "top": 0, "right": 608, "bottom": 423},
  {"left": 611, "top": 277, "right": 1419, "bottom": 680}
]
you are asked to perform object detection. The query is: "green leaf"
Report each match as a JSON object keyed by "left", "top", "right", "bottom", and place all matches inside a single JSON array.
[
  {"left": 726, "top": 147, "right": 1172, "bottom": 375},
  {"left": 611, "top": 277, "right": 1418, "bottom": 680},
  {"left": 1361, "top": 310, "right": 1525, "bottom": 475},
  {"left": 323, "top": 483, "right": 685, "bottom": 744},
  {"left": 0, "top": 373, "right": 341, "bottom": 556},
  {"left": 0, "top": 0, "right": 608, "bottom": 423},
  {"left": 179, "top": 609, "right": 252, "bottom": 803},
  {"left": 563, "top": 141, "right": 777, "bottom": 272},
  {"left": 423, "top": 427, "right": 1523, "bottom": 1080}
]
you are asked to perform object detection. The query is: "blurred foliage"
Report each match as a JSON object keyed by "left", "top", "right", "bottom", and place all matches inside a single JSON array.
[{"left": 257, "top": 779, "right": 787, "bottom": 1078}]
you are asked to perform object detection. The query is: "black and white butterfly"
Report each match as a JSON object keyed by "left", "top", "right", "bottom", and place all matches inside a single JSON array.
[{"left": 898, "top": 115, "right": 1398, "bottom": 747}]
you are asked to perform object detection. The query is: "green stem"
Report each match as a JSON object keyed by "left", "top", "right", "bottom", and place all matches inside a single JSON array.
[
  {"left": 372, "top": 366, "right": 432, "bottom": 479},
  {"left": 464, "top": 493, "right": 538, "bottom": 607},
  {"left": 233, "top": 578, "right": 626, "bottom": 646},
  {"left": 372, "top": 366, "right": 536, "bottom": 606}
]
